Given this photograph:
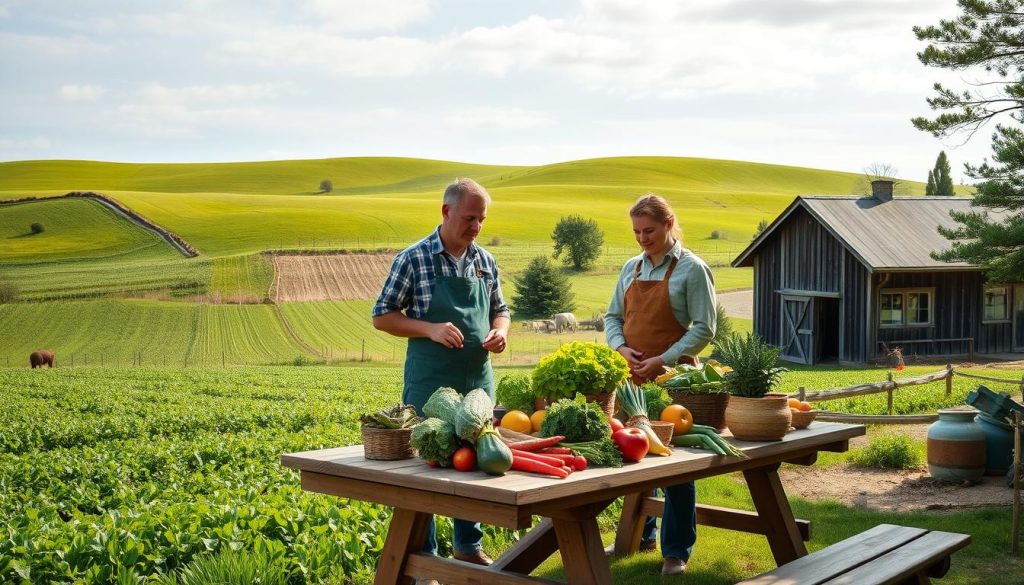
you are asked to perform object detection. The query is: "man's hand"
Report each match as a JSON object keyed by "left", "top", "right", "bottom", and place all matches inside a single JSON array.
[
  {"left": 428, "top": 322, "right": 465, "bottom": 349},
  {"left": 616, "top": 345, "right": 643, "bottom": 368},
  {"left": 481, "top": 328, "right": 507, "bottom": 353},
  {"left": 632, "top": 355, "right": 666, "bottom": 381}
]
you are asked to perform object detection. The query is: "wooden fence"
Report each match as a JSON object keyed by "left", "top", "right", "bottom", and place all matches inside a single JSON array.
[{"left": 791, "top": 364, "right": 1024, "bottom": 424}]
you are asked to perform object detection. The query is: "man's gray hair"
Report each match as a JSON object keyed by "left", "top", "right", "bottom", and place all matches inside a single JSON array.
[{"left": 443, "top": 178, "right": 491, "bottom": 208}]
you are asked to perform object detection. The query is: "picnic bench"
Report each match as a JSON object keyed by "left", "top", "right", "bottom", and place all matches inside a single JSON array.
[
  {"left": 737, "top": 523, "right": 971, "bottom": 585},
  {"left": 281, "top": 421, "right": 865, "bottom": 585}
]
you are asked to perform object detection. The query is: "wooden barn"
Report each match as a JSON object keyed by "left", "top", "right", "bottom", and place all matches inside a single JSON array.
[{"left": 732, "top": 180, "right": 1022, "bottom": 364}]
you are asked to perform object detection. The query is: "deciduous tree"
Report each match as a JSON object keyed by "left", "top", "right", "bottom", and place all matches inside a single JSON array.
[{"left": 551, "top": 215, "right": 603, "bottom": 270}]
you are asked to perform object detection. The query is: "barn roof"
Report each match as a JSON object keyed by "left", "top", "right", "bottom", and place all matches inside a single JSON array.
[{"left": 732, "top": 195, "right": 981, "bottom": 271}]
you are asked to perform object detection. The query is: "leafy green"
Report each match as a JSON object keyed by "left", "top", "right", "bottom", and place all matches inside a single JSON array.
[
  {"left": 359, "top": 404, "right": 420, "bottom": 429},
  {"left": 455, "top": 388, "right": 493, "bottom": 441},
  {"left": 423, "top": 386, "right": 462, "bottom": 424},
  {"left": 641, "top": 384, "right": 671, "bottom": 420},
  {"left": 495, "top": 374, "right": 535, "bottom": 414},
  {"left": 715, "top": 333, "right": 788, "bottom": 398},
  {"left": 559, "top": 437, "right": 623, "bottom": 467},
  {"left": 410, "top": 417, "right": 460, "bottom": 466},
  {"left": 539, "top": 394, "right": 609, "bottom": 442},
  {"left": 532, "top": 342, "right": 630, "bottom": 402}
]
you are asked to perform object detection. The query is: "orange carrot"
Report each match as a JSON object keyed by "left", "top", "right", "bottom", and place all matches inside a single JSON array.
[
  {"left": 510, "top": 456, "right": 570, "bottom": 478},
  {"left": 511, "top": 449, "right": 566, "bottom": 468},
  {"left": 503, "top": 435, "right": 565, "bottom": 452}
]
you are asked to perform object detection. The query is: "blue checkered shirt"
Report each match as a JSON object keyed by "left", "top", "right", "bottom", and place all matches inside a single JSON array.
[{"left": 372, "top": 227, "right": 510, "bottom": 321}]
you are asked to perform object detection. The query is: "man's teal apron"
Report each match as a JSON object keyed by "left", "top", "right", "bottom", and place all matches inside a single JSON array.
[
  {"left": 403, "top": 251, "right": 494, "bottom": 556},
  {"left": 403, "top": 253, "right": 495, "bottom": 411}
]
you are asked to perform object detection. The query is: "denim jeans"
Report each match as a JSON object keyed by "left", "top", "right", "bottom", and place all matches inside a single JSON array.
[
  {"left": 641, "top": 481, "right": 696, "bottom": 561},
  {"left": 422, "top": 516, "right": 483, "bottom": 556}
]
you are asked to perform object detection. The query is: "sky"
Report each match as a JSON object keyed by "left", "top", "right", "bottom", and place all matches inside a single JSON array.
[{"left": 0, "top": 0, "right": 999, "bottom": 181}]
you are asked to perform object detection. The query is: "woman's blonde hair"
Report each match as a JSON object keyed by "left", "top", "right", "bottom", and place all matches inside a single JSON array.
[{"left": 629, "top": 193, "right": 681, "bottom": 238}]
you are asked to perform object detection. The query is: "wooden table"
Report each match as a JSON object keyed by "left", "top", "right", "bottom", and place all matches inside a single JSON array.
[{"left": 281, "top": 421, "right": 864, "bottom": 585}]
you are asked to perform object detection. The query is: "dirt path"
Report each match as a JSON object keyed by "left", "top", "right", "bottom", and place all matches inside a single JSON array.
[
  {"left": 718, "top": 289, "right": 753, "bottom": 319},
  {"left": 778, "top": 424, "right": 1016, "bottom": 511}
]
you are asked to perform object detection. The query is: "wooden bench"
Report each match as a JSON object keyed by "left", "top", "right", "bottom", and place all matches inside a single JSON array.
[{"left": 737, "top": 523, "right": 970, "bottom": 585}]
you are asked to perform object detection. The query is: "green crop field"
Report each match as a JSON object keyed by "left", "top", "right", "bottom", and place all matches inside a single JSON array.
[
  {"left": 0, "top": 154, "right": 895, "bottom": 367},
  {"left": 0, "top": 366, "right": 1017, "bottom": 584}
]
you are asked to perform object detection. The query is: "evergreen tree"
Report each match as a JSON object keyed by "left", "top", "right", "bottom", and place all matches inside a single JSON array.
[
  {"left": 932, "top": 151, "right": 954, "bottom": 196},
  {"left": 925, "top": 169, "right": 936, "bottom": 196},
  {"left": 551, "top": 215, "right": 604, "bottom": 270},
  {"left": 510, "top": 256, "right": 576, "bottom": 319},
  {"left": 913, "top": 1, "right": 1024, "bottom": 281}
]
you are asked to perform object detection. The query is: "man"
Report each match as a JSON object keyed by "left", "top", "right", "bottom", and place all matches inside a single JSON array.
[{"left": 372, "top": 178, "right": 510, "bottom": 584}]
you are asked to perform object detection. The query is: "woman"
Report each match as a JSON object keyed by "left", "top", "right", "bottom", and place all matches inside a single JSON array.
[{"left": 604, "top": 193, "right": 717, "bottom": 576}]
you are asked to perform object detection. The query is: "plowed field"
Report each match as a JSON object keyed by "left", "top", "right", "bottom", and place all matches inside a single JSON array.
[{"left": 270, "top": 254, "right": 393, "bottom": 301}]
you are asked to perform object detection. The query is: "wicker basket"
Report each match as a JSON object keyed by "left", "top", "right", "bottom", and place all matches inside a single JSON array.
[
  {"left": 669, "top": 392, "right": 730, "bottom": 432},
  {"left": 361, "top": 426, "right": 415, "bottom": 460},
  {"left": 790, "top": 409, "right": 818, "bottom": 430},
  {"left": 586, "top": 392, "right": 617, "bottom": 421},
  {"left": 649, "top": 420, "right": 675, "bottom": 445}
]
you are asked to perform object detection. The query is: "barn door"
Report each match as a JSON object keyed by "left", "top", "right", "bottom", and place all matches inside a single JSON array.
[{"left": 780, "top": 295, "right": 814, "bottom": 364}]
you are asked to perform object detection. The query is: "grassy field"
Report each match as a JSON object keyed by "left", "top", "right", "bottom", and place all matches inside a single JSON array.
[{"left": 0, "top": 365, "right": 1016, "bottom": 585}]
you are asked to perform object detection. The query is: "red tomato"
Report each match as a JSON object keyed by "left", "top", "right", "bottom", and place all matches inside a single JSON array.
[
  {"left": 612, "top": 427, "right": 650, "bottom": 462},
  {"left": 609, "top": 417, "right": 625, "bottom": 435},
  {"left": 452, "top": 447, "right": 477, "bottom": 472}
]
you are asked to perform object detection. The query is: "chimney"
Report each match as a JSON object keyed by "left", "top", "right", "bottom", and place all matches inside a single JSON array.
[{"left": 871, "top": 180, "right": 894, "bottom": 202}]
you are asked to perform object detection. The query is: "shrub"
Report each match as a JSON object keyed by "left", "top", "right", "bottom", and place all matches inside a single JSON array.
[
  {"left": 710, "top": 230, "right": 727, "bottom": 240},
  {"left": 0, "top": 280, "right": 17, "bottom": 303},
  {"left": 157, "top": 548, "right": 289, "bottom": 585},
  {"left": 291, "top": 354, "right": 314, "bottom": 366},
  {"left": 30, "top": 222, "right": 45, "bottom": 234},
  {"left": 319, "top": 179, "right": 333, "bottom": 193},
  {"left": 711, "top": 302, "right": 734, "bottom": 346},
  {"left": 488, "top": 235, "right": 502, "bottom": 246},
  {"left": 850, "top": 434, "right": 923, "bottom": 470}
]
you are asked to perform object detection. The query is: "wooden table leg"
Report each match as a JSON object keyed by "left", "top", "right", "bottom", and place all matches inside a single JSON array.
[
  {"left": 611, "top": 492, "right": 646, "bottom": 557},
  {"left": 490, "top": 518, "right": 560, "bottom": 574},
  {"left": 375, "top": 508, "right": 431, "bottom": 585},
  {"left": 743, "top": 463, "right": 807, "bottom": 565},
  {"left": 552, "top": 515, "right": 614, "bottom": 585}
]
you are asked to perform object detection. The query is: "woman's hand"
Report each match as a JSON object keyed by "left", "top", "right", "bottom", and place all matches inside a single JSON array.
[
  {"left": 481, "top": 328, "right": 507, "bottom": 353},
  {"left": 616, "top": 345, "right": 643, "bottom": 368},
  {"left": 632, "top": 355, "right": 666, "bottom": 381}
]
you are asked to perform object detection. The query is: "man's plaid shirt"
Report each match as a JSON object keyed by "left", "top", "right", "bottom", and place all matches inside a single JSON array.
[{"left": 372, "top": 227, "right": 510, "bottom": 321}]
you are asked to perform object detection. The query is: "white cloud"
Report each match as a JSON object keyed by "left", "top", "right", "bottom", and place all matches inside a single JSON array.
[
  {"left": 443, "top": 107, "right": 551, "bottom": 129},
  {"left": 138, "top": 83, "right": 279, "bottom": 104},
  {"left": 58, "top": 84, "right": 106, "bottom": 101},
  {"left": 0, "top": 137, "right": 51, "bottom": 150},
  {"left": 303, "top": 0, "right": 432, "bottom": 32}
]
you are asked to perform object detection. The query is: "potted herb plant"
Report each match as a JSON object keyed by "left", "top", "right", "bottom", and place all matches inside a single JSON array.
[
  {"left": 531, "top": 341, "right": 630, "bottom": 419},
  {"left": 716, "top": 333, "right": 791, "bottom": 441}
]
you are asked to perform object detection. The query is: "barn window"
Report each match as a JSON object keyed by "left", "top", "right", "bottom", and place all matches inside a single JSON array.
[
  {"left": 879, "top": 289, "right": 933, "bottom": 327},
  {"left": 983, "top": 286, "right": 1009, "bottom": 322},
  {"left": 880, "top": 293, "right": 903, "bottom": 326}
]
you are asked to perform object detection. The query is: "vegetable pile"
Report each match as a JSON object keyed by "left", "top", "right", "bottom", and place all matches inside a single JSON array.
[
  {"left": 658, "top": 361, "right": 729, "bottom": 393},
  {"left": 539, "top": 394, "right": 609, "bottom": 442},
  {"left": 615, "top": 380, "right": 672, "bottom": 456},
  {"left": 410, "top": 387, "right": 514, "bottom": 474},
  {"left": 359, "top": 403, "right": 420, "bottom": 429}
]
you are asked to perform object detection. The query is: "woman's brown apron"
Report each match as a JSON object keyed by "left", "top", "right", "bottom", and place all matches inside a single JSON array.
[{"left": 622, "top": 256, "right": 698, "bottom": 383}]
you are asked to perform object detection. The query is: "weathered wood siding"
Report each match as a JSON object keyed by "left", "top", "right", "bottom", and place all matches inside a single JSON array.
[
  {"left": 779, "top": 208, "right": 843, "bottom": 293},
  {"left": 875, "top": 272, "right": 1015, "bottom": 355},
  {"left": 753, "top": 239, "right": 782, "bottom": 347},
  {"left": 842, "top": 249, "right": 870, "bottom": 363}
]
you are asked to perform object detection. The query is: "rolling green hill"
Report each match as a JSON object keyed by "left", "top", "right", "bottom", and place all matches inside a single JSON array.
[{"left": 0, "top": 155, "right": 932, "bottom": 366}]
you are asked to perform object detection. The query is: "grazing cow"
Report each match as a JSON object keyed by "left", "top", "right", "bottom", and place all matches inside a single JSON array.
[
  {"left": 540, "top": 319, "right": 556, "bottom": 333},
  {"left": 553, "top": 312, "right": 577, "bottom": 334},
  {"left": 29, "top": 349, "right": 55, "bottom": 368}
]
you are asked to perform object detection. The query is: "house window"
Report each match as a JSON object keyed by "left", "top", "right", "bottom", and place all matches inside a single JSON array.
[
  {"left": 984, "top": 286, "right": 1009, "bottom": 322},
  {"left": 880, "top": 293, "right": 903, "bottom": 326},
  {"left": 879, "top": 289, "right": 933, "bottom": 327}
]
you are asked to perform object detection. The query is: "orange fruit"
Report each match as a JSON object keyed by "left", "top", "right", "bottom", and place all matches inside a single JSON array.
[
  {"left": 530, "top": 409, "right": 547, "bottom": 433},
  {"left": 500, "top": 410, "right": 533, "bottom": 433},
  {"left": 787, "top": 398, "right": 802, "bottom": 410},
  {"left": 659, "top": 404, "right": 694, "bottom": 435},
  {"left": 798, "top": 401, "right": 813, "bottom": 412}
]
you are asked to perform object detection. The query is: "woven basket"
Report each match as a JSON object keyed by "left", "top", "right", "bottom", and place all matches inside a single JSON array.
[
  {"left": 361, "top": 426, "right": 415, "bottom": 460},
  {"left": 790, "top": 409, "right": 818, "bottom": 430},
  {"left": 669, "top": 392, "right": 730, "bottom": 432},
  {"left": 586, "top": 392, "right": 617, "bottom": 421},
  {"left": 649, "top": 420, "right": 675, "bottom": 445}
]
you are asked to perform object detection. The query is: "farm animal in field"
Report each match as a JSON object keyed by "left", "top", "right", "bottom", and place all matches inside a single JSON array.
[
  {"left": 540, "top": 319, "right": 556, "bottom": 333},
  {"left": 29, "top": 350, "right": 55, "bottom": 368},
  {"left": 553, "top": 312, "right": 577, "bottom": 333}
]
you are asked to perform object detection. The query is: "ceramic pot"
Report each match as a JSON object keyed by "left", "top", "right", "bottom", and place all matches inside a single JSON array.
[
  {"left": 724, "top": 393, "right": 792, "bottom": 441},
  {"left": 927, "top": 409, "right": 986, "bottom": 482},
  {"left": 976, "top": 412, "right": 1014, "bottom": 476}
]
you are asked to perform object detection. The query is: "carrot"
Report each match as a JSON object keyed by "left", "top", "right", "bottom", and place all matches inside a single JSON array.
[
  {"left": 573, "top": 456, "right": 588, "bottom": 471},
  {"left": 511, "top": 449, "right": 567, "bottom": 468},
  {"left": 511, "top": 456, "right": 569, "bottom": 478},
  {"left": 529, "top": 451, "right": 577, "bottom": 466},
  {"left": 536, "top": 447, "right": 574, "bottom": 455},
  {"left": 503, "top": 435, "right": 565, "bottom": 452}
]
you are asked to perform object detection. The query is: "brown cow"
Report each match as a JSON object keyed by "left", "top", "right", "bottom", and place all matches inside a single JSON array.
[{"left": 29, "top": 350, "right": 55, "bottom": 368}]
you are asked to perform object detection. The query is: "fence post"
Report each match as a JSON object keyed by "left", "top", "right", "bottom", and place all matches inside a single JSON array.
[
  {"left": 361, "top": 339, "right": 366, "bottom": 362},
  {"left": 1019, "top": 372, "right": 1024, "bottom": 403},
  {"left": 798, "top": 386, "right": 806, "bottom": 402},
  {"left": 886, "top": 372, "right": 894, "bottom": 416},
  {"left": 946, "top": 363, "right": 953, "bottom": 397}
]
